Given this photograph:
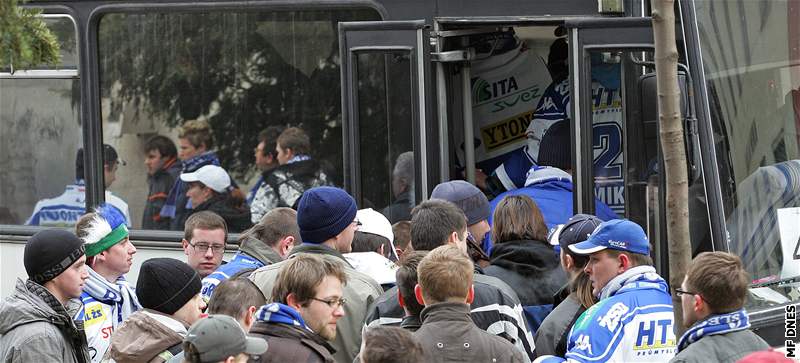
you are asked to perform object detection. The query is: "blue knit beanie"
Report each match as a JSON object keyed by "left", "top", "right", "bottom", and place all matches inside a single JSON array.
[{"left": 297, "top": 187, "right": 357, "bottom": 244}]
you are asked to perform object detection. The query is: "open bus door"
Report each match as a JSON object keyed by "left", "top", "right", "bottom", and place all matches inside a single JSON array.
[{"left": 338, "top": 20, "right": 436, "bottom": 212}]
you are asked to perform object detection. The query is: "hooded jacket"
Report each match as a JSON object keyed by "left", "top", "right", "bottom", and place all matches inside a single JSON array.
[
  {"left": 0, "top": 279, "right": 91, "bottom": 363},
  {"left": 483, "top": 239, "right": 567, "bottom": 306},
  {"left": 365, "top": 271, "right": 535, "bottom": 361},
  {"left": 414, "top": 302, "right": 526, "bottom": 363},
  {"left": 109, "top": 309, "right": 188, "bottom": 363},
  {"left": 250, "top": 158, "right": 331, "bottom": 223},
  {"left": 193, "top": 192, "right": 252, "bottom": 233},
  {"left": 249, "top": 243, "right": 383, "bottom": 363},
  {"left": 201, "top": 235, "right": 283, "bottom": 299},
  {"left": 249, "top": 320, "right": 336, "bottom": 363}
]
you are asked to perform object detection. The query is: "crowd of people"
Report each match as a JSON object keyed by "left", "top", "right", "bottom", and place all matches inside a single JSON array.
[{"left": 0, "top": 176, "right": 789, "bottom": 363}]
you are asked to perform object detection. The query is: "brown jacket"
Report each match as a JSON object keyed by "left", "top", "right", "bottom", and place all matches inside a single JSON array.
[
  {"left": 414, "top": 302, "right": 526, "bottom": 363},
  {"left": 109, "top": 310, "right": 188, "bottom": 363},
  {"left": 248, "top": 321, "right": 336, "bottom": 363}
]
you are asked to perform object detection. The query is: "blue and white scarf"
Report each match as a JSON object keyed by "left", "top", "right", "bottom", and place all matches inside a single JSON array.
[
  {"left": 287, "top": 154, "right": 311, "bottom": 165},
  {"left": 256, "top": 302, "right": 310, "bottom": 331},
  {"left": 83, "top": 268, "right": 141, "bottom": 325},
  {"left": 160, "top": 151, "right": 220, "bottom": 218},
  {"left": 677, "top": 309, "right": 750, "bottom": 351},
  {"left": 599, "top": 265, "right": 665, "bottom": 300}
]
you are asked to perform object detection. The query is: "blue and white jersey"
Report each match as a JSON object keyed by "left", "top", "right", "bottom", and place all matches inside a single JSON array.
[
  {"left": 536, "top": 268, "right": 676, "bottom": 363},
  {"left": 25, "top": 182, "right": 131, "bottom": 227},
  {"left": 201, "top": 252, "right": 264, "bottom": 300}
]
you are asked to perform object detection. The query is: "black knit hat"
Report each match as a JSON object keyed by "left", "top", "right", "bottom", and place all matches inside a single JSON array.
[
  {"left": 538, "top": 120, "right": 572, "bottom": 170},
  {"left": 25, "top": 229, "right": 86, "bottom": 284},
  {"left": 137, "top": 258, "right": 201, "bottom": 315}
]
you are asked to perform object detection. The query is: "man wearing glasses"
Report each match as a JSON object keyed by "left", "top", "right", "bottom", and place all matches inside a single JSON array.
[
  {"left": 249, "top": 186, "right": 383, "bottom": 363},
  {"left": 537, "top": 219, "right": 676, "bottom": 362},
  {"left": 249, "top": 254, "right": 347, "bottom": 362},
  {"left": 182, "top": 211, "right": 228, "bottom": 278}
]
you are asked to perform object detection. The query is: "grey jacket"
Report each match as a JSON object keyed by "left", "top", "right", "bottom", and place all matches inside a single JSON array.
[
  {"left": 670, "top": 328, "right": 769, "bottom": 363},
  {"left": 0, "top": 279, "right": 91, "bottom": 363},
  {"left": 249, "top": 244, "right": 383, "bottom": 363},
  {"left": 533, "top": 288, "right": 585, "bottom": 358},
  {"left": 414, "top": 302, "right": 526, "bottom": 363}
]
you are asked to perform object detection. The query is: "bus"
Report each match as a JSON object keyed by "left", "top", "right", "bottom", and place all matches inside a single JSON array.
[{"left": 2, "top": 0, "right": 797, "bottom": 347}]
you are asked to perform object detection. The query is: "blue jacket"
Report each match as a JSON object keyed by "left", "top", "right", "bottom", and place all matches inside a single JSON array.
[
  {"left": 537, "top": 266, "right": 677, "bottom": 363},
  {"left": 201, "top": 253, "right": 264, "bottom": 300},
  {"left": 489, "top": 167, "right": 617, "bottom": 232}
]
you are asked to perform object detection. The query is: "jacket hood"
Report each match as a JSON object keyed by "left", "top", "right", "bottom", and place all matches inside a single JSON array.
[
  {"left": 489, "top": 239, "right": 560, "bottom": 277},
  {"left": 239, "top": 236, "right": 283, "bottom": 265},
  {"left": 196, "top": 193, "right": 252, "bottom": 232},
  {"left": 0, "top": 279, "right": 63, "bottom": 334},
  {"left": 110, "top": 310, "right": 186, "bottom": 362}
]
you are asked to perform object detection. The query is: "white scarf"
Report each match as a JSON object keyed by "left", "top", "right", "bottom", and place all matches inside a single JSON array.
[{"left": 84, "top": 267, "right": 141, "bottom": 326}]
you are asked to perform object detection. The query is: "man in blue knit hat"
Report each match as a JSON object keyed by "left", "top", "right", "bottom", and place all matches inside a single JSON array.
[
  {"left": 74, "top": 204, "right": 141, "bottom": 363},
  {"left": 249, "top": 186, "right": 382, "bottom": 363}
]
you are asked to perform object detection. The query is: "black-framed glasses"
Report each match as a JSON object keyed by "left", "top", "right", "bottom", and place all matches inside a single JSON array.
[
  {"left": 189, "top": 242, "right": 225, "bottom": 254},
  {"left": 673, "top": 287, "right": 698, "bottom": 297},
  {"left": 309, "top": 297, "right": 347, "bottom": 309}
]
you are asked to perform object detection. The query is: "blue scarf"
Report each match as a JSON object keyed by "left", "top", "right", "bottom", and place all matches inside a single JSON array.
[
  {"left": 247, "top": 175, "right": 265, "bottom": 204},
  {"left": 160, "top": 151, "right": 220, "bottom": 218},
  {"left": 256, "top": 303, "right": 310, "bottom": 330},
  {"left": 82, "top": 268, "right": 141, "bottom": 325},
  {"left": 677, "top": 309, "right": 750, "bottom": 351}
]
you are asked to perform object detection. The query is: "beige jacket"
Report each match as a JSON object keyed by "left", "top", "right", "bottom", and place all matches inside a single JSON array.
[
  {"left": 249, "top": 244, "right": 383, "bottom": 363},
  {"left": 109, "top": 310, "right": 188, "bottom": 363}
]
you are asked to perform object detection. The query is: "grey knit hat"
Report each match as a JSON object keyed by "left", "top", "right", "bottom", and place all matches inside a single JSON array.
[{"left": 430, "top": 180, "right": 490, "bottom": 226}]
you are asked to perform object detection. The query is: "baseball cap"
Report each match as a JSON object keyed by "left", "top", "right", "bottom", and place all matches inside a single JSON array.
[
  {"left": 180, "top": 165, "right": 231, "bottom": 193},
  {"left": 568, "top": 219, "right": 649, "bottom": 256},
  {"left": 356, "top": 208, "right": 394, "bottom": 243},
  {"left": 549, "top": 214, "right": 603, "bottom": 251},
  {"left": 184, "top": 315, "right": 268, "bottom": 362}
]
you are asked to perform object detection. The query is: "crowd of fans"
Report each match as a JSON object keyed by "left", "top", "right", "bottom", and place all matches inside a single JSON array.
[{"left": 2, "top": 120, "right": 789, "bottom": 363}]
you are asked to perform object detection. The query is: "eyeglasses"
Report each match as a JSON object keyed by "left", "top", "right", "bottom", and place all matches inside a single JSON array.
[
  {"left": 309, "top": 297, "right": 347, "bottom": 309},
  {"left": 189, "top": 242, "right": 225, "bottom": 254},
  {"left": 673, "top": 287, "right": 698, "bottom": 297}
]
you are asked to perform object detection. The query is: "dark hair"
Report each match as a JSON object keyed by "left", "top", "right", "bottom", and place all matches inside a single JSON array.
[
  {"left": 395, "top": 251, "right": 426, "bottom": 317},
  {"left": 491, "top": 195, "right": 548, "bottom": 243},
  {"left": 239, "top": 207, "right": 301, "bottom": 247},
  {"left": 75, "top": 144, "right": 119, "bottom": 180},
  {"left": 276, "top": 127, "right": 311, "bottom": 155},
  {"left": 392, "top": 221, "right": 411, "bottom": 250},
  {"left": 184, "top": 211, "right": 228, "bottom": 242},
  {"left": 410, "top": 199, "right": 467, "bottom": 251},
  {"left": 351, "top": 231, "right": 392, "bottom": 258},
  {"left": 75, "top": 212, "right": 97, "bottom": 266},
  {"left": 272, "top": 254, "right": 347, "bottom": 305},
  {"left": 686, "top": 252, "right": 750, "bottom": 313},
  {"left": 362, "top": 326, "right": 424, "bottom": 363},
  {"left": 207, "top": 277, "right": 266, "bottom": 319},
  {"left": 144, "top": 135, "right": 178, "bottom": 159},
  {"left": 258, "top": 126, "right": 285, "bottom": 157}
]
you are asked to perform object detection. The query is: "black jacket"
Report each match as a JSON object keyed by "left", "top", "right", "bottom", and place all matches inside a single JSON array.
[
  {"left": 250, "top": 159, "right": 331, "bottom": 223},
  {"left": 483, "top": 239, "right": 567, "bottom": 306},
  {"left": 364, "top": 271, "right": 535, "bottom": 360},
  {"left": 193, "top": 193, "right": 252, "bottom": 233},
  {"left": 142, "top": 160, "right": 180, "bottom": 230},
  {"left": 413, "top": 302, "right": 525, "bottom": 363}
]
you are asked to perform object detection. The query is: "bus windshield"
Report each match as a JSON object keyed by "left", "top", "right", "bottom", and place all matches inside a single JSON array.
[{"left": 695, "top": 0, "right": 800, "bottom": 305}]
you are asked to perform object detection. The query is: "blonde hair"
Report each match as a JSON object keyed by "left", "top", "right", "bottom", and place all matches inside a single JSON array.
[
  {"left": 417, "top": 245, "right": 472, "bottom": 304},
  {"left": 179, "top": 119, "right": 214, "bottom": 149}
]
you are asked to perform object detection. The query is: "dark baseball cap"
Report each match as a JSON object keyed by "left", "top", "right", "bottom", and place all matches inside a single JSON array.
[
  {"left": 549, "top": 214, "right": 603, "bottom": 252},
  {"left": 184, "top": 315, "right": 268, "bottom": 362}
]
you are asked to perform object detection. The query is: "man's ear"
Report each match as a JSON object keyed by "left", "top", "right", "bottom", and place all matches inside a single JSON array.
[
  {"left": 414, "top": 284, "right": 426, "bottom": 306},
  {"left": 285, "top": 293, "right": 303, "bottom": 311},
  {"left": 617, "top": 253, "right": 631, "bottom": 272},
  {"left": 446, "top": 231, "right": 459, "bottom": 246},
  {"left": 397, "top": 291, "right": 406, "bottom": 308},
  {"left": 243, "top": 305, "right": 257, "bottom": 328},
  {"left": 279, "top": 236, "right": 295, "bottom": 257},
  {"left": 466, "top": 285, "right": 475, "bottom": 304},
  {"left": 693, "top": 294, "right": 705, "bottom": 313},
  {"left": 395, "top": 248, "right": 404, "bottom": 260},
  {"left": 182, "top": 239, "right": 190, "bottom": 256},
  {"left": 377, "top": 244, "right": 385, "bottom": 257}
]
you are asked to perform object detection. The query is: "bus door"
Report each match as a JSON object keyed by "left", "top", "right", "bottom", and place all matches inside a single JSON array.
[
  {"left": 338, "top": 21, "right": 436, "bottom": 215},
  {"left": 566, "top": 18, "right": 671, "bottom": 272}
]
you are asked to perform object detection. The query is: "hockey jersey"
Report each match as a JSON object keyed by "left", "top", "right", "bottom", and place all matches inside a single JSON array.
[
  {"left": 201, "top": 252, "right": 265, "bottom": 301},
  {"left": 25, "top": 181, "right": 131, "bottom": 227}
]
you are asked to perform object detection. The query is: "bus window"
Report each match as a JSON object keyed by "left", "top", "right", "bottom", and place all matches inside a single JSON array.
[
  {"left": 696, "top": 0, "right": 800, "bottom": 305},
  {"left": 96, "top": 9, "right": 380, "bottom": 230},
  {"left": 0, "top": 15, "right": 82, "bottom": 227},
  {"left": 355, "top": 51, "right": 414, "bottom": 221}
]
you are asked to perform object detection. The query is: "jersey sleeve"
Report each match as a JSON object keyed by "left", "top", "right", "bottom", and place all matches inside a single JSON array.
[{"left": 564, "top": 300, "right": 629, "bottom": 362}]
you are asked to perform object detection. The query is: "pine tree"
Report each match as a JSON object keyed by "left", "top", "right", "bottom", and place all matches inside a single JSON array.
[{"left": 0, "top": 0, "right": 60, "bottom": 72}]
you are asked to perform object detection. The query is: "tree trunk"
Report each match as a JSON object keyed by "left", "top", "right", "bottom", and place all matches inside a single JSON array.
[{"left": 651, "top": 0, "right": 692, "bottom": 337}]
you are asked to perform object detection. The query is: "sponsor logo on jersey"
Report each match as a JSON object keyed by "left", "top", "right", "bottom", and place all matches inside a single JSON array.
[
  {"left": 634, "top": 319, "right": 676, "bottom": 355},
  {"left": 598, "top": 302, "right": 629, "bottom": 332},
  {"left": 480, "top": 110, "right": 535, "bottom": 151},
  {"left": 473, "top": 76, "right": 519, "bottom": 103},
  {"left": 83, "top": 303, "right": 107, "bottom": 328}
]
